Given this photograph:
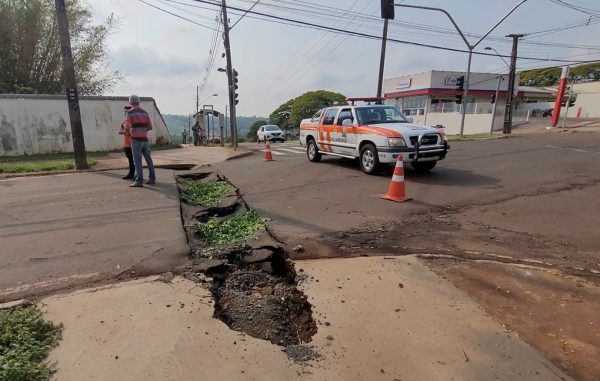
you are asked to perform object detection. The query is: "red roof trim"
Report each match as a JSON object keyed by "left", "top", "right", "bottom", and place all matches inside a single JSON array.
[{"left": 384, "top": 88, "right": 517, "bottom": 98}]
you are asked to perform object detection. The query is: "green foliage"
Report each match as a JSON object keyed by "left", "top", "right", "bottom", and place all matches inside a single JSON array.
[
  {"left": 193, "top": 209, "right": 265, "bottom": 244},
  {"left": 0, "top": 305, "right": 63, "bottom": 381},
  {"left": 180, "top": 180, "right": 231, "bottom": 206},
  {"left": 0, "top": 0, "right": 121, "bottom": 94},
  {"left": 269, "top": 90, "right": 347, "bottom": 128},
  {"left": 0, "top": 152, "right": 104, "bottom": 173},
  {"left": 246, "top": 119, "right": 268, "bottom": 141},
  {"left": 519, "top": 63, "right": 600, "bottom": 86}
]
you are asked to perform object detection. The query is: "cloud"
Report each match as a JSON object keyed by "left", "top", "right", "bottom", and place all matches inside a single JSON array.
[{"left": 111, "top": 45, "right": 201, "bottom": 77}]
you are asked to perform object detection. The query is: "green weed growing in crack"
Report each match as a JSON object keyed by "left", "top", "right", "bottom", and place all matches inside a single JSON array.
[
  {"left": 0, "top": 305, "right": 63, "bottom": 381},
  {"left": 180, "top": 180, "right": 231, "bottom": 206},
  {"left": 192, "top": 209, "right": 265, "bottom": 244}
]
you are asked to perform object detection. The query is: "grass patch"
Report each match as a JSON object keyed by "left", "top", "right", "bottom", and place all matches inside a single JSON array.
[
  {"left": 0, "top": 305, "right": 63, "bottom": 381},
  {"left": 193, "top": 209, "right": 265, "bottom": 244},
  {"left": 0, "top": 152, "right": 106, "bottom": 174},
  {"left": 180, "top": 180, "right": 231, "bottom": 206}
]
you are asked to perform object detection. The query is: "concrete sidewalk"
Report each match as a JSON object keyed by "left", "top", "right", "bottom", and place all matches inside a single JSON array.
[
  {"left": 0, "top": 169, "right": 188, "bottom": 301},
  {"left": 43, "top": 256, "right": 572, "bottom": 381}
]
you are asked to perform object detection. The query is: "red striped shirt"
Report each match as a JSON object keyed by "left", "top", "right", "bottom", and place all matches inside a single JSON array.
[{"left": 126, "top": 106, "right": 151, "bottom": 141}]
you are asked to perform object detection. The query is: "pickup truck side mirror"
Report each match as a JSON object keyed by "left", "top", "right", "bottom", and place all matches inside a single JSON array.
[{"left": 341, "top": 119, "right": 353, "bottom": 126}]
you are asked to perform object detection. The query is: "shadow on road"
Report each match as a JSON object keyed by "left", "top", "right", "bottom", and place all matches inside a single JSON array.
[
  {"left": 93, "top": 171, "right": 179, "bottom": 200},
  {"left": 406, "top": 167, "right": 502, "bottom": 188}
]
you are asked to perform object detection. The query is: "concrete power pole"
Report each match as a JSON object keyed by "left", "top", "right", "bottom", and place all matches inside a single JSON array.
[
  {"left": 55, "top": 0, "right": 88, "bottom": 169},
  {"left": 376, "top": 18, "right": 389, "bottom": 99},
  {"left": 502, "top": 33, "right": 524, "bottom": 134},
  {"left": 221, "top": 0, "right": 238, "bottom": 150}
]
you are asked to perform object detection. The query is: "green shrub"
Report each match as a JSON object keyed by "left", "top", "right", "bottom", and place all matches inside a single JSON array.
[{"left": 0, "top": 305, "right": 63, "bottom": 381}]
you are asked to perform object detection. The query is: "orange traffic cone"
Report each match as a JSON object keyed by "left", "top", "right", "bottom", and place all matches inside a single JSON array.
[
  {"left": 381, "top": 154, "right": 411, "bottom": 203},
  {"left": 263, "top": 142, "right": 274, "bottom": 161}
]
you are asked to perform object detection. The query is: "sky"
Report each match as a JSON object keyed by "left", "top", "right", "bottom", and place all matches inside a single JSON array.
[{"left": 88, "top": 0, "right": 600, "bottom": 117}]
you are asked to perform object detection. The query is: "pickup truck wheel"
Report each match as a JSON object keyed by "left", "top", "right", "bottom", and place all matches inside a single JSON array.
[
  {"left": 307, "top": 139, "right": 321, "bottom": 162},
  {"left": 411, "top": 161, "right": 437, "bottom": 172},
  {"left": 359, "top": 143, "right": 379, "bottom": 174}
]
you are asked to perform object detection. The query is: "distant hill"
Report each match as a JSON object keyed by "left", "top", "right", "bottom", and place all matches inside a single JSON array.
[
  {"left": 520, "top": 63, "right": 600, "bottom": 87},
  {"left": 163, "top": 114, "right": 265, "bottom": 142}
]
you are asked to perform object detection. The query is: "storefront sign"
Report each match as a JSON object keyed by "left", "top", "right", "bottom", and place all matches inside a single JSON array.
[
  {"left": 444, "top": 75, "right": 462, "bottom": 86},
  {"left": 396, "top": 77, "right": 412, "bottom": 89}
]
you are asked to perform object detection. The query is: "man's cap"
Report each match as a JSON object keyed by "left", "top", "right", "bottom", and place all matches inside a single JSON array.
[{"left": 129, "top": 94, "right": 141, "bottom": 104}]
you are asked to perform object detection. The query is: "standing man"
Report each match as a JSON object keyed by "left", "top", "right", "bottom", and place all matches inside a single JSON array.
[
  {"left": 181, "top": 129, "right": 188, "bottom": 144},
  {"left": 118, "top": 105, "right": 135, "bottom": 179},
  {"left": 192, "top": 122, "right": 200, "bottom": 146},
  {"left": 124, "top": 94, "right": 156, "bottom": 187}
]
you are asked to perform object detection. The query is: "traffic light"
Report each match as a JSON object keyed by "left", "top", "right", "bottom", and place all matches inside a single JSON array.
[
  {"left": 233, "top": 69, "right": 239, "bottom": 105},
  {"left": 455, "top": 75, "right": 465, "bottom": 104},
  {"left": 381, "top": 0, "right": 395, "bottom": 19},
  {"left": 490, "top": 93, "right": 496, "bottom": 104}
]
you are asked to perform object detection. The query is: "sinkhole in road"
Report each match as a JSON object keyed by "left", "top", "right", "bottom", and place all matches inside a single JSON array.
[{"left": 177, "top": 172, "right": 317, "bottom": 346}]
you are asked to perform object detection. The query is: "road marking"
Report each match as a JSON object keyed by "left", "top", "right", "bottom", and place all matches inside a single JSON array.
[
  {"left": 269, "top": 151, "right": 285, "bottom": 156},
  {"left": 276, "top": 148, "right": 304, "bottom": 154}
]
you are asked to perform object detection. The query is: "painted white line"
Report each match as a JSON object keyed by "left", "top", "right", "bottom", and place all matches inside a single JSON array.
[
  {"left": 288, "top": 147, "right": 306, "bottom": 152},
  {"left": 277, "top": 148, "right": 304, "bottom": 154},
  {"left": 269, "top": 151, "right": 285, "bottom": 156}
]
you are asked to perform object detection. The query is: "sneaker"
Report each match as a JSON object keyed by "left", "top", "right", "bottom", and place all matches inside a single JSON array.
[{"left": 129, "top": 183, "right": 143, "bottom": 188}]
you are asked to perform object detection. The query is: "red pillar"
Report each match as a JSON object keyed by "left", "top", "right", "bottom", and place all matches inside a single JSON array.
[{"left": 550, "top": 66, "right": 569, "bottom": 127}]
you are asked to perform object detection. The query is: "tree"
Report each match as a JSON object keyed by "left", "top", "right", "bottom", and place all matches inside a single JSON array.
[
  {"left": 269, "top": 90, "right": 347, "bottom": 128},
  {"left": 0, "top": 0, "right": 121, "bottom": 95},
  {"left": 246, "top": 119, "right": 268, "bottom": 142}
]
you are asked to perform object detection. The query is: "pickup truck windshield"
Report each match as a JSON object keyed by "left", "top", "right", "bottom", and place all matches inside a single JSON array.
[{"left": 355, "top": 106, "right": 410, "bottom": 125}]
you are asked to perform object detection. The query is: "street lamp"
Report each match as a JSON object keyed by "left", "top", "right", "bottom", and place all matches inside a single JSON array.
[
  {"left": 200, "top": 93, "right": 218, "bottom": 105},
  {"left": 393, "top": 0, "right": 528, "bottom": 137},
  {"left": 485, "top": 47, "right": 510, "bottom": 69}
]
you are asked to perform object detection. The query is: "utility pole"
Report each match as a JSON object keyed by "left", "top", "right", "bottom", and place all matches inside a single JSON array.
[
  {"left": 490, "top": 75, "right": 503, "bottom": 134},
  {"left": 502, "top": 33, "right": 524, "bottom": 134},
  {"left": 561, "top": 81, "right": 573, "bottom": 132},
  {"left": 376, "top": 18, "right": 389, "bottom": 99},
  {"left": 196, "top": 86, "right": 199, "bottom": 115},
  {"left": 55, "top": 0, "right": 88, "bottom": 169},
  {"left": 221, "top": 0, "right": 238, "bottom": 150}
]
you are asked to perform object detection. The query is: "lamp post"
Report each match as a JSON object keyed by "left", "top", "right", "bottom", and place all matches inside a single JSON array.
[
  {"left": 392, "top": 0, "right": 528, "bottom": 137},
  {"left": 484, "top": 47, "right": 510, "bottom": 134}
]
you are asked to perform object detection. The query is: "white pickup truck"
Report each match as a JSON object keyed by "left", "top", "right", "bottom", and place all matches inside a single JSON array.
[{"left": 299, "top": 103, "right": 449, "bottom": 174}]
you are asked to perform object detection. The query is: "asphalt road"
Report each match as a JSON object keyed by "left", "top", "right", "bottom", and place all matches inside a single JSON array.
[
  {"left": 220, "top": 132, "right": 600, "bottom": 253},
  {"left": 0, "top": 169, "right": 189, "bottom": 301}
]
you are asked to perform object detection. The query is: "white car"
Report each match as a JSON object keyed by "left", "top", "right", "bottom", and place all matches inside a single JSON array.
[
  {"left": 299, "top": 103, "right": 449, "bottom": 174},
  {"left": 257, "top": 125, "right": 285, "bottom": 143}
]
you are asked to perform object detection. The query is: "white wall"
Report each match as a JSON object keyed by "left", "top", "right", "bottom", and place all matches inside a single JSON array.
[{"left": 0, "top": 95, "right": 171, "bottom": 156}]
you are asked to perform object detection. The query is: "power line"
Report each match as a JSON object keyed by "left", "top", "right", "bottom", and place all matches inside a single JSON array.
[
  {"left": 137, "top": 0, "right": 217, "bottom": 31},
  {"left": 180, "top": 0, "right": 600, "bottom": 64},
  {"left": 231, "top": 0, "right": 262, "bottom": 29}
]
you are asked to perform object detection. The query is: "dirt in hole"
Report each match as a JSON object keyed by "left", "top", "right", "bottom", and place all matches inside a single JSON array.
[{"left": 176, "top": 171, "right": 318, "bottom": 347}]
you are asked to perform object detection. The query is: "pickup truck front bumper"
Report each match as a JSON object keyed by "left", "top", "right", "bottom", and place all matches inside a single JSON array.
[{"left": 378, "top": 141, "right": 449, "bottom": 164}]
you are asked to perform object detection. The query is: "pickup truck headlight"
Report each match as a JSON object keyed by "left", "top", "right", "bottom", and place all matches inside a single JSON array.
[{"left": 388, "top": 137, "right": 406, "bottom": 147}]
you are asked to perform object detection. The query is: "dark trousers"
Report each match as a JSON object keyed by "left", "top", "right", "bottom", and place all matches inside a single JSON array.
[{"left": 124, "top": 147, "right": 135, "bottom": 177}]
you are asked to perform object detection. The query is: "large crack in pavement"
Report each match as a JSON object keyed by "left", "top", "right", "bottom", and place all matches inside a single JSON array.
[{"left": 175, "top": 171, "right": 318, "bottom": 350}]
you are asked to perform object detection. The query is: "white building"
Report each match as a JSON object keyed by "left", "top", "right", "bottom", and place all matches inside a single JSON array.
[
  {"left": 383, "top": 70, "right": 526, "bottom": 135},
  {"left": 565, "top": 81, "right": 600, "bottom": 118},
  {"left": 0, "top": 94, "right": 171, "bottom": 156}
]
